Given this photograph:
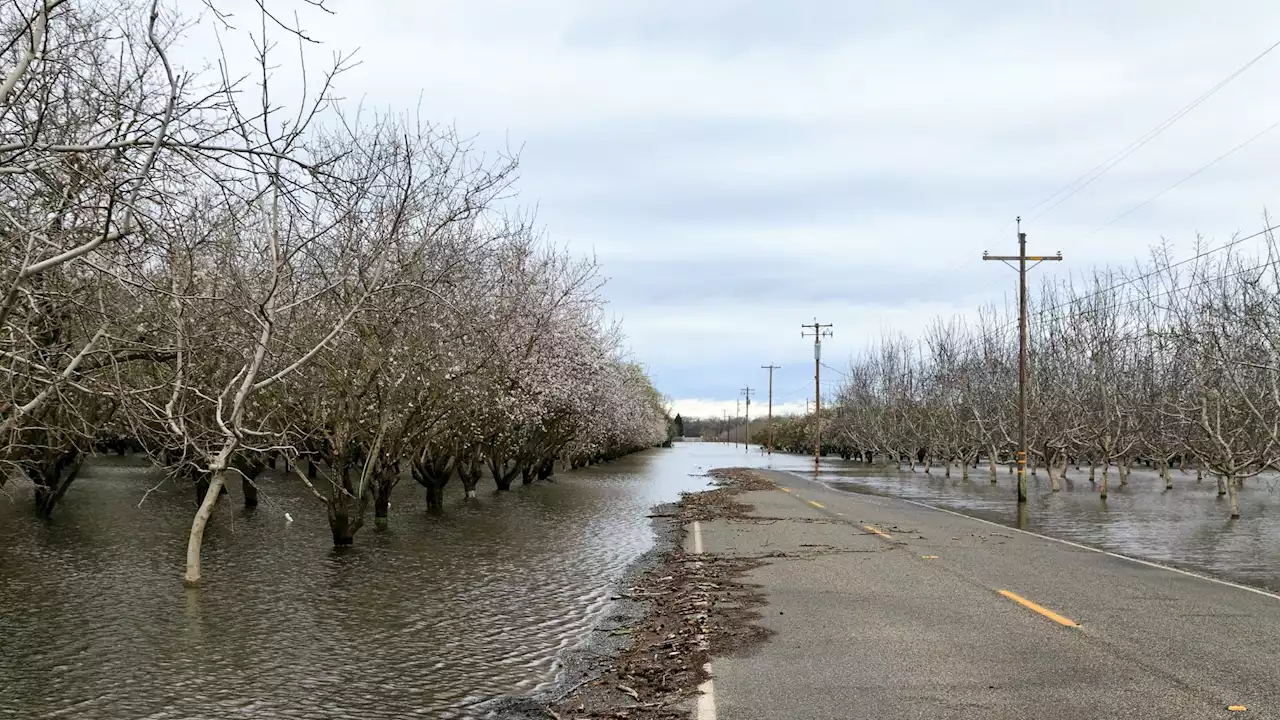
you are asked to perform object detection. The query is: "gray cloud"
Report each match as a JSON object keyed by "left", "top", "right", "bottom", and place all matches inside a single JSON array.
[{"left": 184, "top": 0, "right": 1280, "bottom": 416}]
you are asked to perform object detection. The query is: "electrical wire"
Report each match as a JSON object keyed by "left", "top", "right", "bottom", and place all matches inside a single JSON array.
[
  {"left": 1019, "top": 222, "right": 1280, "bottom": 326},
  {"left": 1087, "top": 119, "right": 1280, "bottom": 234},
  {"left": 1027, "top": 37, "right": 1280, "bottom": 224}
]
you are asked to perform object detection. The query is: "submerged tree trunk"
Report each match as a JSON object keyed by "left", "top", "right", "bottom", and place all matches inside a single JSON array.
[
  {"left": 454, "top": 452, "right": 483, "bottom": 499},
  {"left": 242, "top": 474, "right": 259, "bottom": 508},
  {"left": 987, "top": 447, "right": 998, "bottom": 484},
  {"left": 1227, "top": 475, "right": 1241, "bottom": 519},
  {"left": 521, "top": 466, "right": 534, "bottom": 485},
  {"left": 1216, "top": 474, "right": 1227, "bottom": 497},
  {"left": 29, "top": 450, "right": 85, "bottom": 517},
  {"left": 1160, "top": 458, "right": 1172, "bottom": 491},
  {"left": 237, "top": 456, "right": 266, "bottom": 509},
  {"left": 194, "top": 471, "right": 228, "bottom": 507},
  {"left": 1119, "top": 458, "right": 1130, "bottom": 487},
  {"left": 412, "top": 459, "right": 451, "bottom": 512},
  {"left": 374, "top": 482, "right": 391, "bottom": 527},
  {"left": 1100, "top": 465, "right": 1110, "bottom": 500},
  {"left": 184, "top": 470, "right": 228, "bottom": 587},
  {"left": 329, "top": 494, "right": 364, "bottom": 546}
]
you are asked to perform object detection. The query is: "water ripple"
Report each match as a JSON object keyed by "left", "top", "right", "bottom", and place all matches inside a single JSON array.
[{"left": 0, "top": 445, "right": 786, "bottom": 718}]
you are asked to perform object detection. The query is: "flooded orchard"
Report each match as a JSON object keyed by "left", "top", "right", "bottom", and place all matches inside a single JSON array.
[
  {"left": 3, "top": 443, "right": 1279, "bottom": 720},
  {"left": 813, "top": 459, "right": 1280, "bottom": 593},
  {"left": 0, "top": 443, "right": 782, "bottom": 719}
]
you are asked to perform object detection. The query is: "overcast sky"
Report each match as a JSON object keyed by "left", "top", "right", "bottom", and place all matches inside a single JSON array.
[{"left": 187, "top": 1, "right": 1280, "bottom": 418}]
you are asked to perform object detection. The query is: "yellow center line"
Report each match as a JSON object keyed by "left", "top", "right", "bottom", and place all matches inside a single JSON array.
[
  {"left": 807, "top": 500, "right": 825, "bottom": 509},
  {"left": 779, "top": 487, "right": 791, "bottom": 493},
  {"left": 998, "top": 589, "right": 1079, "bottom": 628},
  {"left": 863, "top": 525, "right": 892, "bottom": 539}
]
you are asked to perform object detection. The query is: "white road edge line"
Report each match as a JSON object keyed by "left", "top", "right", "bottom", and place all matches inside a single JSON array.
[
  {"left": 692, "top": 521, "right": 718, "bottom": 720},
  {"left": 778, "top": 471, "right": 1280, "bottom": 602}
]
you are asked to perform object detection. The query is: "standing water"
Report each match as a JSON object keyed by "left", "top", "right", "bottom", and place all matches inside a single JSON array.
[
  {"left": 4, "top": 445, "right": 1275, "bottom": 719},
  {"left": 0, "top": 442, "right": 780, "bottom": 719},
  {"left": 810, "top": 459, "right": 1280, "bottom": 593}
]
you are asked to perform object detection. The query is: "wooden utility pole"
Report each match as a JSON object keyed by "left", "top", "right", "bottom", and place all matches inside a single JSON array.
[
  {"left": 801, "top": 320, "right": 833, "bottom": 468},
  {"left": 735, "top": 398, "right": 740, "bottom": 447},
  {"left": 722, "top": 409, "right": 728, "bottom": 443},
  {"left": 741, "top": 386, "right": 753, "bottom": 451},
  {"left": 983, "top": 217, "right": 1062, "bottom": 504},
  {"left": 761, "top": 364, "right": 780, "bottom": 455}
]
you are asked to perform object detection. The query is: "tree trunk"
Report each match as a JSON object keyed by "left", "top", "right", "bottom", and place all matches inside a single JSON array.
[
  {"left": 243, "top": 474, "right": 259, "bottom": 508},
  {"left": 374, "top": 483, "right": 391, "bottom": 528},
  {"left": 1100, "top": 465, "right": 1109, "bottom": 500},
  {"left": 987, "top": 447, "right": 998, "bottom": 483},
  {"left": 1227, "top": 475, "right": 1241, "bottom": 519},
  {"left": 194, "top": 471, "right": 229, "bottom": 507},
  {"left": 1088, "top": 461, "right": 1096, "bottom": 483},
  {"left": 1216, "top": 474, "right": 1226, "bottom": 497},
  {"left": 329, "top": 500, "right": 360, "bottom": 546},
  {"left": 30, "top": 450, "right": 84, "bottom": 517},
  {"left": 1046, "top": 457, "right": 1060, "bottom": 492},
  {"left": 1161, "top": 458, "right": 1172, "bottom": 491},
  {"left": 494, "top": 473, "right": 513, "bottom": 491},
  {"left": 308, "top": 457, "right": 319, "bottom": 480},
  {"left": 1119, "top": 459, "right": 1130, "bottom": 487},
  {"left": 425, "top": 484, "right": 444, "bottom": 511},
  {"left": 521, "top": 466, "right": 534, "bottom": 485},
  {"left": 460, "top": 458, "right": 481, "bottom": 499},
  {"left": 184, "top": 470, "right": 227, "bottom": 587}
]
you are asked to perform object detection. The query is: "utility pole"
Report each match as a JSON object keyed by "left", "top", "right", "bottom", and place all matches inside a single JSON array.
[
  {"left": 722, "top": 409, "right": 728, "bottom": 443},
  {"left": 735, "top": 398, "right": 740, "bottom": 448},
  {"left": 741, "top": 386, "right": 753, "bottom": 452},
  {"left": 983, "top": 217, "right": 1062, "bottom": 504},
  {"left": 761, "top": 364, "right": 780, "bottom": 454},
  {"left": 801, "top": 320, "right": 833, "bottom": 469}
]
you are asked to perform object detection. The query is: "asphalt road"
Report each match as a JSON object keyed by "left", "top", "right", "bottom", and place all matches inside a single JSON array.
[{"left": 689, "top": 468, "right": 1280, "bottom": 719}]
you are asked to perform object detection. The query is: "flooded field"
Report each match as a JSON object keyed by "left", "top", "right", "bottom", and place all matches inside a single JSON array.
[
  {"left": 2, "top": 443, "right": 1276, "bottom": 720},
  {"left": 0, "top": 443, "right": 778, "bottom": 719},
  {"left": 809, "top": 459, "right": 1280, "bottom": 593}
]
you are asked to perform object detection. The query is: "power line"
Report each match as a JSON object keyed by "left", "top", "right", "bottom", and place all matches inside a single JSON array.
[
  {"left": 1027, "top": 37, "right": 1280, "bottom": 224},
  {"left": 1088, "top": 119, "right": 1280, "bottom": 234},
  {"left": 1021, "top": 222, "right": 1280, "bottom": 327}
]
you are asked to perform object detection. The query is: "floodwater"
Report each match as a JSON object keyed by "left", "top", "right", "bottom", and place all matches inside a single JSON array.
[
  {"left": 810, "top": 458, "right": 1280, "bottom": 593},
  {"left": 2, "top": 444, "right": 1277, "bottom": 720},
  {"left": 0, "top": 443, "right": 782, "bottom": 719}
]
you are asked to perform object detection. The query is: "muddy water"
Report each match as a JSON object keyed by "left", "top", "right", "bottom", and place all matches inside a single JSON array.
[
  {"left": 4, "top": 445, "right": 1275, "bottom": 720},
  {"left": 0, "top": 443, "right": 782, "bottom": 719},
  {"left": 806, "top": 459, "right": 1280, "bottom": 593}
]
